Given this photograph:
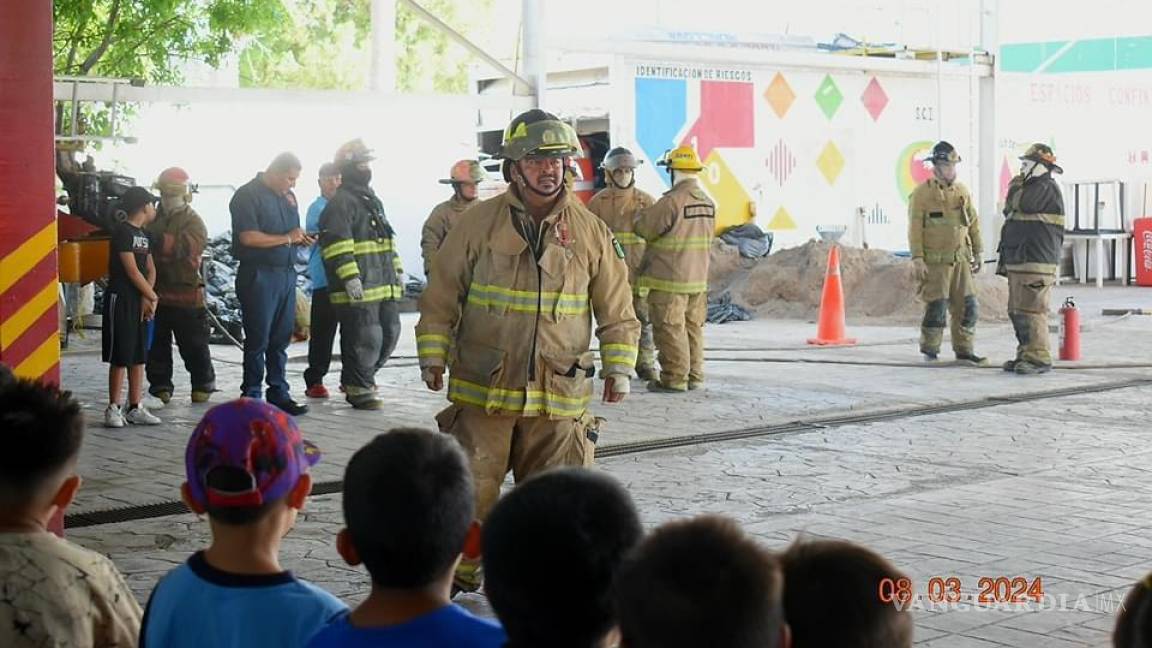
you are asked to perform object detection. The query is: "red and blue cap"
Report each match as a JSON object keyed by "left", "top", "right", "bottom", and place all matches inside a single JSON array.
[{"left": 185, "top": 398, "right": 321, "bottom": 510}]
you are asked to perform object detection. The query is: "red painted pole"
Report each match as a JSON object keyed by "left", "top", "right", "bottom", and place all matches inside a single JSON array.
[{"left": 1, "top": 0, "right": 65, "bottom": 536}]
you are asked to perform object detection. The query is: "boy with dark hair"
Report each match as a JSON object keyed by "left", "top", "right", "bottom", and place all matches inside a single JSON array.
[
  {"left": 104, "top": 185, "right": 163, "bottom": 427},
  {"left": 308, "top": 428, "right": 503, "bottom": 647},
  {"left": 616, "top": 515, "right": 790, "bottom": 648},
  {"left": 482, "top": 469, "right": 642, "bottom": 648},
  {"left": 141, "top": 398, "right": 345, "bottom": 647},
  {"left": 780, "top": 539, "right": 913, "bottom": 648},
  {"left": 1114, "top": 573, "right": 1152, "bottom": 647},
  {"left": 0, "top": 378, "right": 142, "bottom": 646}
]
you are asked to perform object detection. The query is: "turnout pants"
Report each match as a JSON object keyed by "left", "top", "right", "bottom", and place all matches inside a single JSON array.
[
  {"left": 918, "top": 262, "right": 978, "bottom": 355},
  {"left": 337, "top": 299, "right": 401, "bottom": 391},
  {"left": 648, "top": 290, "right": 707, "bottom": 390},
  {"left": 146, "top": 304, "right": 216, "bottom": 395},
  {"left": 634, "top": 292, "right": 656, "bottom": 373},
  {"left": 304, "top": 288, "right": 339, "bottom": 388},
  {"left": 237, "top": 265, "right": 295, "bottom": 400},
  {"left": 1007, "top": 270, "right": 1055, "bottom": 366},
  {"left": 436, "top": 403, "right": 598, "bottom": 520}
]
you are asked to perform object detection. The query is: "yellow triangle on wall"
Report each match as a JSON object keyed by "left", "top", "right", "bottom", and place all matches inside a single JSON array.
[{"left": 767, "top": 206, "right": 797, "bottom": 230}]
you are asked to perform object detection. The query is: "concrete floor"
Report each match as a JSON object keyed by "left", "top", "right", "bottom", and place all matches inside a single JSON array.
[{"left": 58, "top": 283, "right": 1152, "bottom": 646}]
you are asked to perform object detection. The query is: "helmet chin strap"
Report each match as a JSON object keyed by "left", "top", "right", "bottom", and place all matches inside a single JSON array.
[{"left": 514, "top": 161, "right": 563, "bottom": 198}]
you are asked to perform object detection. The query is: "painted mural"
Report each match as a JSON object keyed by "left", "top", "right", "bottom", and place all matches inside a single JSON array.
[{"left": 614, "top": 58, "right": 977, "bottom": 253}]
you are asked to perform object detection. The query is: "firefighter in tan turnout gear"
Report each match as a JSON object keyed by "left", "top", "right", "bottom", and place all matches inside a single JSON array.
[
  {"left": 421, "top": 159, "right": 483, "bottom": 276},
  {"left": 586, "top": 147, "right": 658, "bottom": 379},
  {"left": 907, "top": 141, "right": 986, "bottom": 364},
  {"left": 416, "top": 110, "right": 640, "bottom": 590},
  {"left": 635, "top": 145, "right": 715, "bottom": 393}
]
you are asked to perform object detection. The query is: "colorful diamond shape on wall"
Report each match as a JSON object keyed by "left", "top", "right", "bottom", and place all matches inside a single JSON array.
[
  {"left": 699, "top": 150, "right": 753, "bottom": 233},
  {"left": 767, "top": 206, "right": 797, "bottom": 231},
  {"left": 816, "top": 141, "right": 845, "bottom": 185},
  {"left": 766, "top": 139, "right": 796, "bottom": 187},
  {"left": 765, "top": 73, "right": 796, "bottom": 118},
  {"left": 861, "top": 77, "right": 889, "bottom": 121},
  {"left": 814, "top": 75, "right": 843, "bottom": 120}
]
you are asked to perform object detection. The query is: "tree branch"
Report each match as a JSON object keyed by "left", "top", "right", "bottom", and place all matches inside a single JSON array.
[{"left": 78, "top": 0, "right": 122, "bottom": 74}]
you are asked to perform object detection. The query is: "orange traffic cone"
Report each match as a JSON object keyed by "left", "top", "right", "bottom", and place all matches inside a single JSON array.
[{"left": 807, "top": 245, "right": 857, "bottom": 346}]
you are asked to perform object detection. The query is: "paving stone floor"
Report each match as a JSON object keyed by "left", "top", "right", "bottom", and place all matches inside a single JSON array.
[{"left": 58, "top": 285, "right": 1152, "bottom": 646}]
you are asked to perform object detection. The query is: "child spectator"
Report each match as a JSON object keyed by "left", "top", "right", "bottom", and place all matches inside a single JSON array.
[
  {"left": 482, "top": 469, "right": 642, "bottom": 648},
  {"left": 780, "top": 539, "right": 913, "bottom": 648},
  {"left": 103, "top": 185, "right": 163, "bottom": 427},
  {"left": 308, "top": 428, "right": 504, "bottom": 647},
  {"left": 0, "top": 378, "right": 142, "bottom": 646},
  {"left": 141, "top": 398, "right": 345, "bottom": 647},
  {"left": 616, "top": 515, "right": 790, "bottom": 648},
  {"left": 1114, "top": 573, "right": 1152, "bottom": 647}
]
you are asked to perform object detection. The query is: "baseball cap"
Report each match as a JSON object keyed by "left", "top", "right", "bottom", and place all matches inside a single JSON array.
[
  {"left": 185, "top": 398, "right": 321, "bottom": 510},
  {"left": 119, "top": 186, "right": 159, "bottom": 215}
]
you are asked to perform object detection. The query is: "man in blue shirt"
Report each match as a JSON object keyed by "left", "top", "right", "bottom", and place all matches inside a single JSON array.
[
  {"left": 229, "top": 152, "right": 311, "bottom": 415},
  {"left": 304, "top": 162, "right": 342, "bottom": 399}
]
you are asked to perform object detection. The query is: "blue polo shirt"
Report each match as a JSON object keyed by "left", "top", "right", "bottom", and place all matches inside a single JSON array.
[
  {"left": 230, "top": 173, "right": 301, "bottom": 267},
  {"left": 306, "top": 604, "right": 506, "bottom": 648},
  {"left": 306, "top": 196, "right": 328, "bottom": 290}
]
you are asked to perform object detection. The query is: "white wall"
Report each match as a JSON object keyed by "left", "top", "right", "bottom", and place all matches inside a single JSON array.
[{"left": 99, "top": 96, "right": 480, "bottom": 277}]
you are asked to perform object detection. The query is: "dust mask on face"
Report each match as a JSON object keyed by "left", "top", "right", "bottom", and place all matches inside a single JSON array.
[
  {"left": 1020, "top": 159, "right": 1045, "bottom": 179},
  {"left": 933, "top": 162, "right": 957, "bottom": 185},
  {"left": 160, "top": 194, "right": 187, "bottom": 211}
]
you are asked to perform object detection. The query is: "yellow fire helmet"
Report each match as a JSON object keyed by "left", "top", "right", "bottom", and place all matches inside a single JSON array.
[{"left": 657, "top": 145, "right": 705, "bottom": 172}]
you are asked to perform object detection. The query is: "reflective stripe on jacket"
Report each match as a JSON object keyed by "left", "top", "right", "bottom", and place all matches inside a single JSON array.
[
  {"left": 416, "top": 187, "right": 640, "bottom": 418},
  {"left": 634, "top": 178, "right": 715, "bottom": 294},
  {"left": 318, "top": 184, "right": 404, "bottom": 305},
  {"left": 999, "top": 175, "right": 1065, "bottom": 274}
]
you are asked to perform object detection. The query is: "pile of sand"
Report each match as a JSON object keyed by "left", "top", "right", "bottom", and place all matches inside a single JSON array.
[{"left": 708, "top": 239, "right": 1010, "bottom": 324}]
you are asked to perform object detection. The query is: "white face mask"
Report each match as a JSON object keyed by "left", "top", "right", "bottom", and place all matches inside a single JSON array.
[
  {"left": 160, "top": 194, "right": 187, "bottom": 211},
  {"left": 1020, "top": 159, "right": 1045, "bottom": 178}
]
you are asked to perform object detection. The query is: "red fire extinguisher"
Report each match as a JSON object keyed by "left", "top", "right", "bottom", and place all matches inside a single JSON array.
[{"left": 1059, "top": 297, "right": 1080, "bottom": 361}]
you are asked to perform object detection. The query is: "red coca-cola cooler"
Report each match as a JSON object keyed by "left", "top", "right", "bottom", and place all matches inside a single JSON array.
[{"left": 1137, "top": 218, "right": 1152, "bottom": 286}]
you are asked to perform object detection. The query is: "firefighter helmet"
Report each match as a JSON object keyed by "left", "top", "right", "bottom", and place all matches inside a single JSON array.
[
  {"left": 657, "top": 145, "right": 705, "bottom": 172},
  {"left": 154, "top": 167, "right": 192, "bottom": 197},
  {"left": 930, "top": 141, "right": 961, "bottom": 164},
  {"left": 602, "top": 147, "right": 642, "bottom": 171},
  {"left": 334, "top": 138, "right": 375, "bottom": 164},
  {"left": 1019, "top": 143, "right": 1063, "bottom": 174},
  {"left": 496, "top": 109, "right": 582, "bottom": 161},
  {"left": 439, "top": 160, "right": 485, "bottom": 185}
]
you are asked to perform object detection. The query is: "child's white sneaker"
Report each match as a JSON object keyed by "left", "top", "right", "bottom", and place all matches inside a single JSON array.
[
  {"left": 104, "top": 404, "right": 126, "bottom": 428},
  {"left": 125, "top": 405, "right": 161, "bottom": 426}
]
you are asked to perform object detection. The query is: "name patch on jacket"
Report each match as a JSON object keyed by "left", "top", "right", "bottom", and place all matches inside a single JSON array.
[{"left": 684, "top": 204, "right": 715, "bottom": 220}]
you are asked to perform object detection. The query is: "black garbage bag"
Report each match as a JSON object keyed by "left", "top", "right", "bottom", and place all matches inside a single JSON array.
[
  {"left": 719, "top": 223, "right": 774, "bottom": 259},
  {"left": 707, "top": 291, "right": 753, "bottom": 324}
]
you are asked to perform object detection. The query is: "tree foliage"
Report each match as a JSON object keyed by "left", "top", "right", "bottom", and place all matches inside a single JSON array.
[{"left": 53, "top": 0, "right": 496, "bottom": 93}]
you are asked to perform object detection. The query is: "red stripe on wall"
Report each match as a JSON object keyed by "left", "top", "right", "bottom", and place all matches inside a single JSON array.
[
  {"left": 2, "top": 307, "right": 57, "bottom": 365},
  {"left": 0, "top": 252, "right": 57, "bottom": 310}
]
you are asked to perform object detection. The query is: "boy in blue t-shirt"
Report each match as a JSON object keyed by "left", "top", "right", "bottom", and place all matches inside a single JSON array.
[
  {"left": 307, "top": 429, "right": 505, "bottom": 648},
  {"left": 141, "top": 399, "right": 346, "bottom": 647}
]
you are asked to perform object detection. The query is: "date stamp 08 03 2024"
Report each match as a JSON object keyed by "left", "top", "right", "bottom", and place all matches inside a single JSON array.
[{"left": 878, "top": 576, "right": 1045, "bottom": 607}]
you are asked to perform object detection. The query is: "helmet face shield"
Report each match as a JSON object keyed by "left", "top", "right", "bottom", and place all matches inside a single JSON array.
[{"left": 499, "top": 119, "right": 583, "bottom": 161}]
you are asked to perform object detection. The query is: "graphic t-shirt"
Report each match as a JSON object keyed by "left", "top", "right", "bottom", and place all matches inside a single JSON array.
[
  {"left": 108, "top": 221, "right": 151, "bottom": 296},
  {"left": 307, "top": 604, "right": 506, "bottom": 648},
  {"left": 0, "top": 531, "right": 143, "bottom": 648}
]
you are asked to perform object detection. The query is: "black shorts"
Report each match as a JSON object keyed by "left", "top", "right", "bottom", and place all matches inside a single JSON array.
[{"left": 102, "top": 291, "right": 146, "bottom": 367}]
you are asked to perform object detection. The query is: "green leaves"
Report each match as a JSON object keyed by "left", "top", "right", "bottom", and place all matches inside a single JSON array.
[{"left": 53, "top": 0, "right": 494, "bottom": 91}]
